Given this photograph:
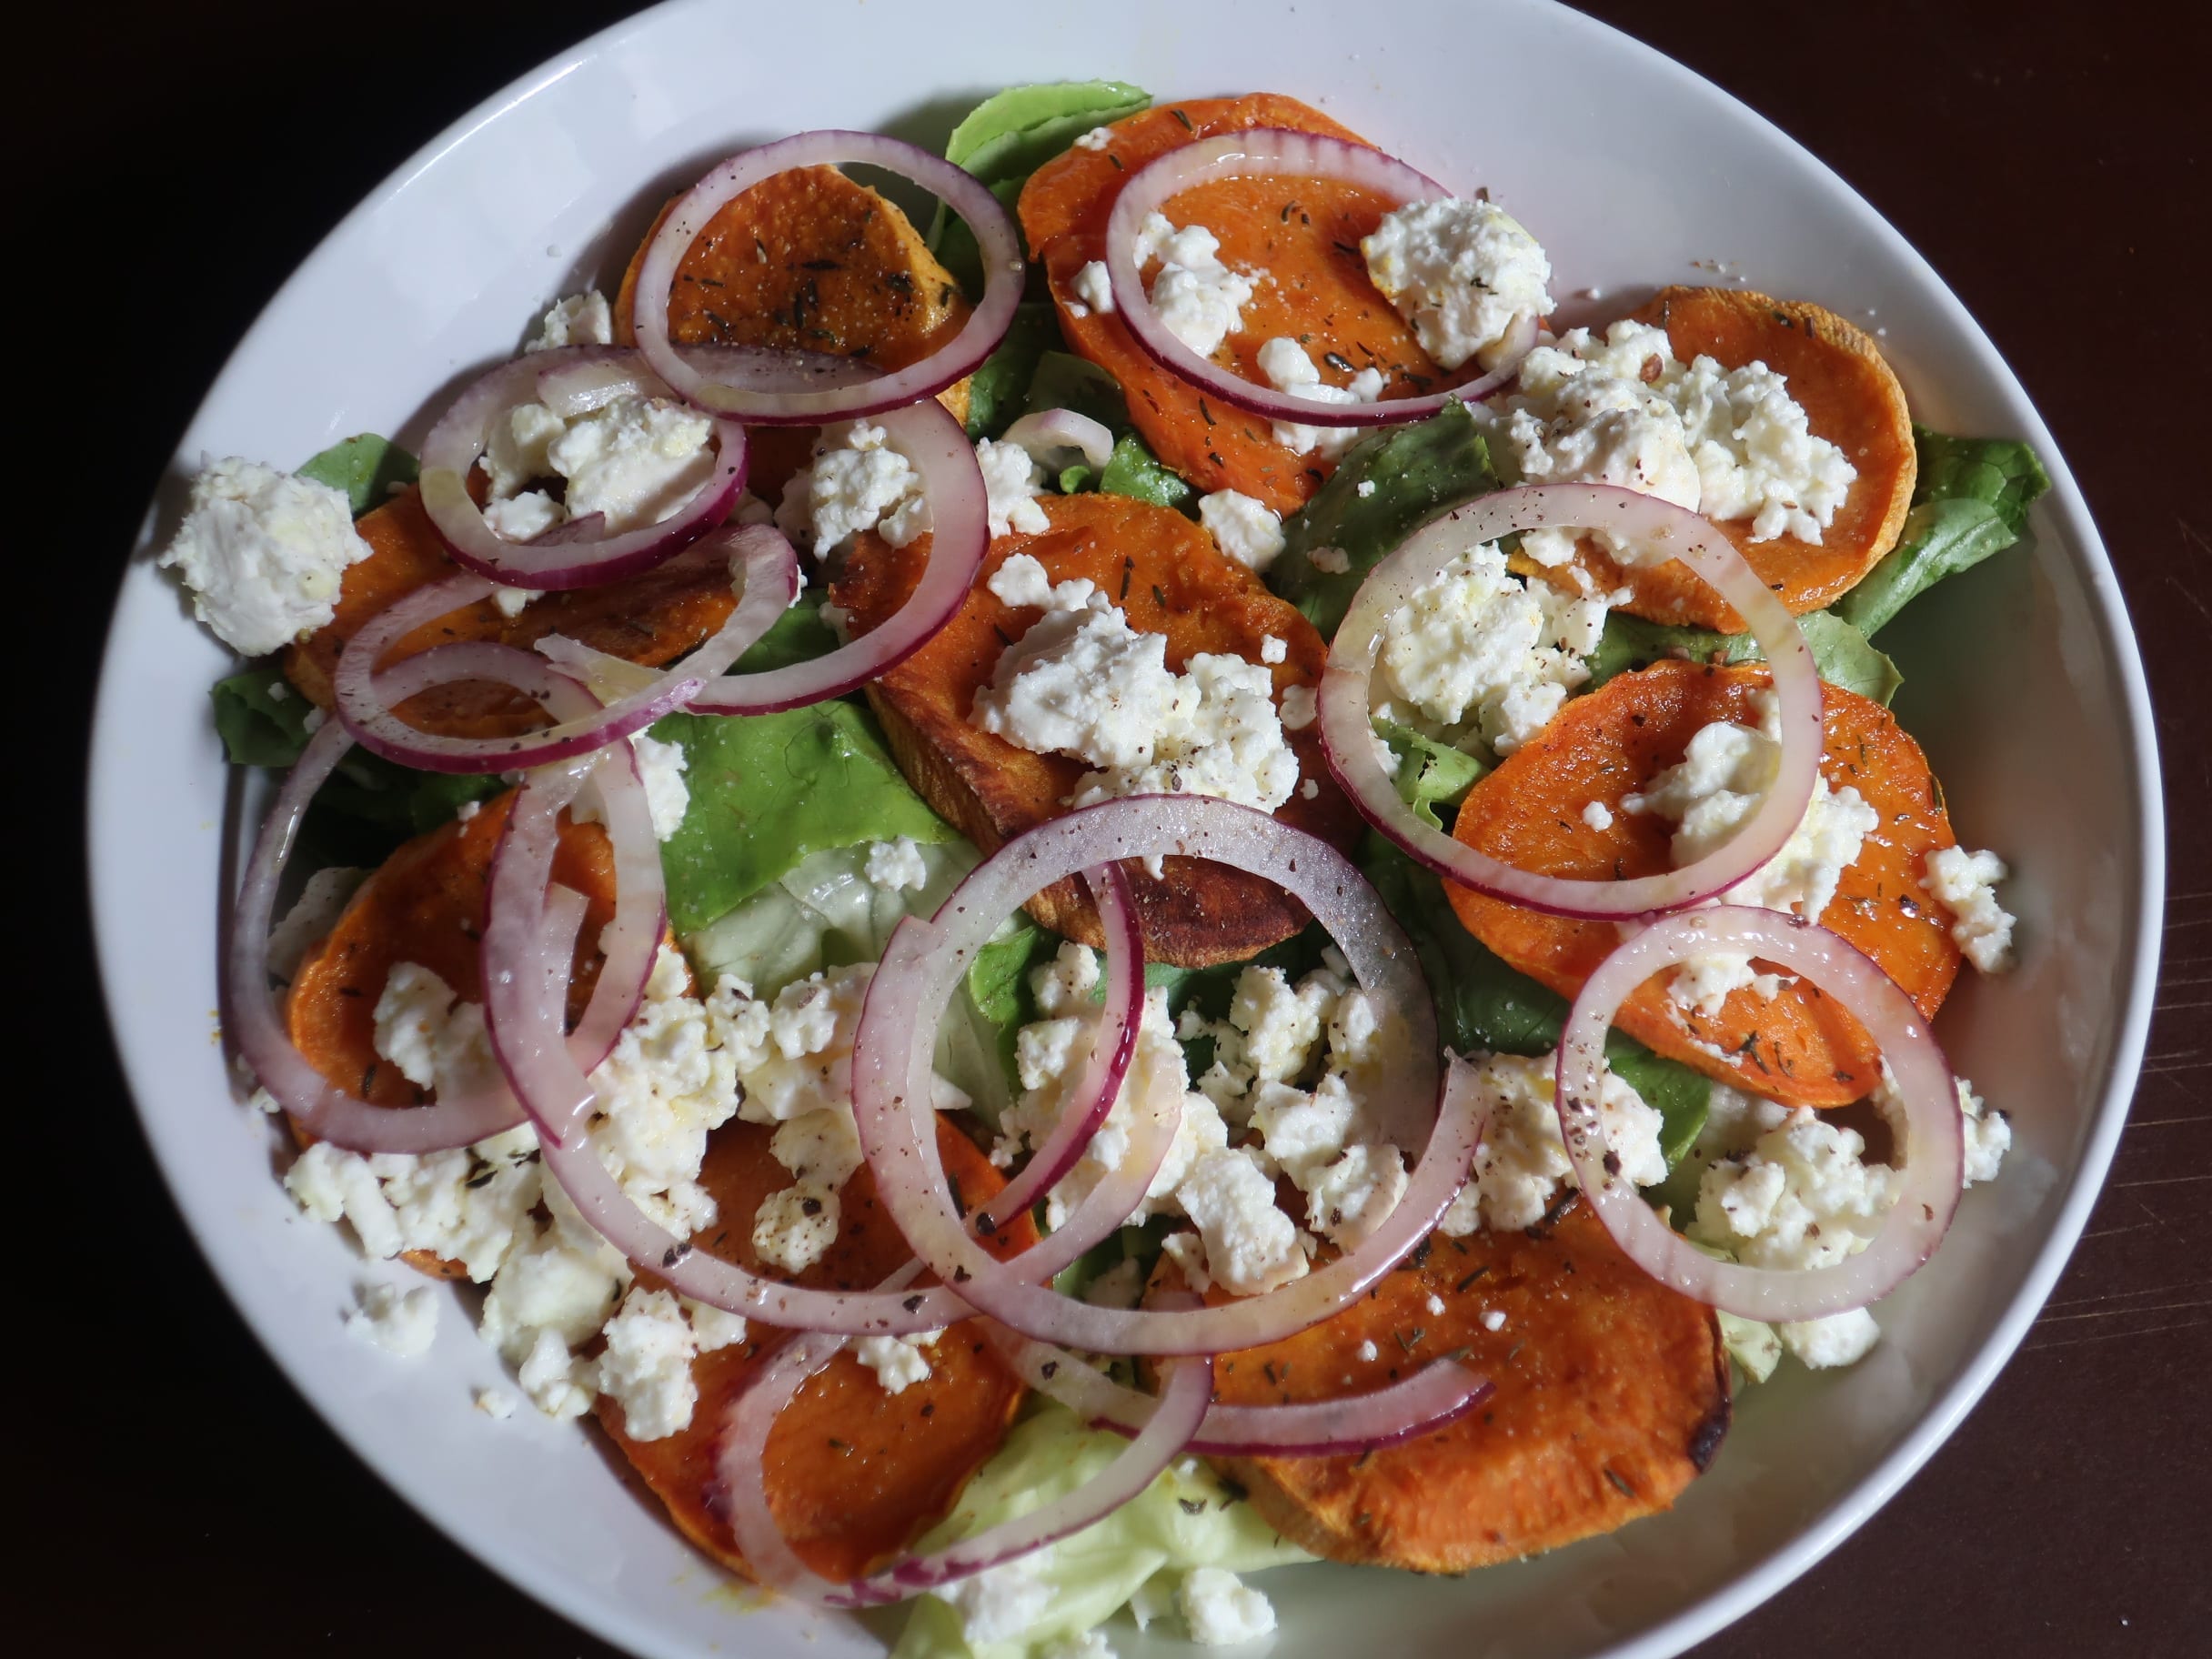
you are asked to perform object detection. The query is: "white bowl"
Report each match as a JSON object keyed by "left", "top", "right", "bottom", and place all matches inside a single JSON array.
[{"left": 87, "top": 2, "right": 2164, "bottom": 1655}]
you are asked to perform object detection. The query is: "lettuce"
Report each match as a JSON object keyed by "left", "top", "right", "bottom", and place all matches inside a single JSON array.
[
  {"left": 1588, "top": 608, "right": 1903, "bottom": 706},
  {"left": 1356, "top": 835, "right": 1710, "bottom": 1168},
  {"left": 888, "top": 1403, "right": 1309, "bottom": 1659},
  {"left": 1373, "top": 717, "right": 1490, "bottom": 827},
  {"left": 1831, "top": 425, "right": 2052, "bottom": 638},
  {"left": 1018, "top": 350, "right": 1192, "bottom": 511},
  {"left": 652, "top": 702, "right": 957, "bottom": 933},
  {"left": 1268, "top": 403, "right": 1501, "bottom": 637},
  {"left": 297, "top": 432, "right": 417, "bottom": 517},
  {"left": 964, "top": 303, "right": 1064, "bottom": 440}
]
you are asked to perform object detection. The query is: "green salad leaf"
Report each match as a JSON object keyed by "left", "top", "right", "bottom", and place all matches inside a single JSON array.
[
  {"left": 888, "top": 1403, "right": 1308, "bottom": 1659},
  {"left": 1019, "top": 350, "right": 1192, "bottom": 510},
  {"left": 931, "top": 80, "right": 1151, "bottom": 297},
  {"left": 964, "top": 302, "right": 1063, "bottom": 439},
  {"left": 1588, "top": 608, "right": 1903, "bottom": 707},
  {"left": 653, "top": 702, "right": 957, "bottom": 933},
  {"left": 962, "top": 917, "right": 1064, "bottom": 1097},
  {"left": 1831, "top": 425, "right": 2052, "bottom": 638},
  {"left": 731, "top": 599, "right": 841, "bottom": 674},
  {"left": 297, "top": 433, "right": 418, "bottom": 517},
  {"left": 1096, "top": 433, "right": 1194, "bottom": 511},
  {"left": 1356, "top": 835, "right": 1710, "bottom": 1167},
  {"left": 1372, "top": 717, "right": 1491, "bottom": 827},
  {"left": 1267, "top": 402, "right": 1501, "bottom": 637}
]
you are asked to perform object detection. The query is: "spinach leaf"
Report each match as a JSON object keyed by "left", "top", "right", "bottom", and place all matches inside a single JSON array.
[
  {"left": 1024, "top": 350, "right": 1129, "bottom": 434},
  {"left": 1019, "top": 350, "right": 1191, "bottom": 510},
  {"left": 297, "top": 433, "right": 417, "bottom": 517},
  {"left": 1268, "top": 403, "right": 1501, "bottom": 637},
  {"left": 653, "top": 702, "right": 956, "bottom": 932},
  {"left": 962, "top": 302, "right": 1061, "bottom": 439},
  {"left": 1373, "top": 718, "right": 1490, "bottom": 828},
  {"left": 1831, "top": 425, "right": 2051, "bottom": 638},
  {"left": 211, "top": 663, "right": 314, "bottom": 769},
  {"left": 930, "top": 80, "right": 1151, "bottom": 296},
  {"left": 1356, "top": 834, "right": 1709, "bottom": 1167},
  {"left": 1588, "top": 608, "right": 1903, "bottom": 706},
  {"left": 1097, "top": 433, "right": 1193, "bottom": 511}
]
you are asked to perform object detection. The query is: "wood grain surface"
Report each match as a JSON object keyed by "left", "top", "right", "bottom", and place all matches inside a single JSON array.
[{"left": 24, "top": 0, "right": 2207, "bottom": 1653}]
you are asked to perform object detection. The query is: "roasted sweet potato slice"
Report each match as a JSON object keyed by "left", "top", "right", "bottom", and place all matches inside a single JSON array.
[
  {"left": 1548, "top": 288, "right": 1915, "bottom": 631},
  {"left": 1159, "top": 1203, "right": 1727, "bottom": 1573},
  {"left": 282, "top": 488, "right": 739, "bottom": 739},
  {"left": 1021, "top": 96, "right": 1443, "bottom": 515},
  {"left": 829, "top": 491, "right": 1364, "bottom": 966},
  {"left": 284, "top": 789, "right": 618, "bottom": 1276},
  {"left": 1447, "top": 660, "right": 1962, "bottom": 1105},
  {"left": 599, "top": 1118, "right": 1034, "bottom": 1583}
]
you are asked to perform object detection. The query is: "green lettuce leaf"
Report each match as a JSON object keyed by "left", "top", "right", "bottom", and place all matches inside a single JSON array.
[
  {"left": 1372, "top": 717, "right": 1490, "bottom": 828},
  {"left": 963, "top": 917, "right": 1063, "bottom": 1098},
  {"left": 1356, "top": 835, "right": 1709, "bottom": 1167},
  {"left": 1023, "top": 350, "right": 1129, "bottom": 435},
  {"left": 1830, "top": 425, "right": 2052, "bottom": 638},
  {"left": 1268, "top": 403, "right": 1501, "bottom": 637},
  {"left": 297, "top": 433, "right": 417, "bottom": 517},
  {"left": 731, "top": 600, "right": 841, "bottom": 674},
  {"left": 964, "top": 303, "right": 1063, "bottom": 439},
  {"left": 931, "top": 80, "right": 1151, "bottom": 296},
  {"left": 1016, "top": 350, "right": 1192, "bottom": 511},
  {"left": 1587, "top": 608, "right": 1903, "bottom": 707},
  {"left": 888, "top": 1403, "right": 1308, "bottom": 1659},
  {"left": 1097, "top": 433, "right": 1193, "bottom": 511},
  {"left": 652, "top": 702, "right": 957, "bottom": 933}
]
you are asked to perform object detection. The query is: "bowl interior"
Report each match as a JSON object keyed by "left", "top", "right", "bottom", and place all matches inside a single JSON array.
[{"left": 89, "top": 2, "right": 2157, "bottom": 1656}]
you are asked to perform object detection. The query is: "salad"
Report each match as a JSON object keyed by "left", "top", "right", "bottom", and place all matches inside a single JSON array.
[{"left": 166, "top": 79, "right": 2052, "bottom": 1657}]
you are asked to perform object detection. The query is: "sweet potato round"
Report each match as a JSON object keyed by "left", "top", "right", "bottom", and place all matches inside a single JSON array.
[
  {"left": 1446, "top": 660, "right": 1962, "bottom": 1105},
  {"left": 1169, "top": 1203, "right": 1728, "bottom": 1573},
  {"left": 598, "top": 1118, "right": 1034, "bottom": 1584},
  {"left": 829, "top": 490, "right": 1363, "bottom": 966}
]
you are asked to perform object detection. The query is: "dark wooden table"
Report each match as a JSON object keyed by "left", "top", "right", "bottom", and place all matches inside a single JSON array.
[{"left": 27, "top": 1, "right": 2208, "bottom": 1652}]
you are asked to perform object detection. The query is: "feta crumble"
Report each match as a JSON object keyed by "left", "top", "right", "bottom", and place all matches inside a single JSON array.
[
  {"left": 855, "top": 1330, "right": 942, "bottom": 1395},
  {"left": 976, "top": 437, "right": 1052, "bottom": 538},
  {"left": 345, "top": 1282, "right": 438, "bottom": 1358},
  {"left": 1132, "top": 212, "right": 1255, "bottom": 357},
  {"left": 1071, "top": 258, "right": 1116, "bottom": 315},
  {"left": 1256, "top": 336, "right": 1384, "bottom": 458},
  {"left": 526, "top": 289, "right": 614, "bottom": 352},
  {"left": 597, "top": 1287, "right": 700, "bottom": 1442},
  {"left": 1361, "top": 196, "right": 1553, "bottom": 371},
  {"left": 865, "top": 835, "right": 931, "bottom": 892},
  {"left": 1074, "top": 125, "right": 1113, "bottom": 151},
  {"left": 1922, "top": 845, "right": 2017, "bottom": 972},
  {"left": 1198, "top": 489, "right": 1288, "bottom": 573},
  {"left": 1436, "top": 1050, "right": 1665, "bottom": 1235},
  {"left": 160, "top": 457, "right": 374, "bottom": 655},
  {"left": 775, "top": 420, "right": 929, "bottom": 557},
  {"left": 478, "top": 393, "right": 719, "bottom": 546},
  {"left": 1179, "top": 1567, "right": 1276, "bottom": 1645}
]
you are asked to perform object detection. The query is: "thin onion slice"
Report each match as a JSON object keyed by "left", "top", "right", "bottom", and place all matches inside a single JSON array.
[
  {"left": 1320, "top": 483, "right": 1822, "bottom": 920},
  {"left": 226, "top": 648, "right": 651, "bottom": 1152},
  {"left": 988, "top": 1324, "right": 1491, "bottom": 1456},
  {"left": 333, "top": 522, "right": 799, "bottom": 774},
  {"left": 1556, "top": 906, "right": 1963, "bottom": 1322},
  {"left": 998, "top": 407, "right": 1116, "bottom": 473},
  {"left": 632, "top": 131, "right": 1022, "bottom": 425},
  {"left": 417, "top": 346, "right": 747, "bottom": 588},
  {"left": 1103, "top": 129, "right": 1533, "bottom": 427},
  {"left": 719, "top": 1322, "right": 1212, "bottom": 1605},
  {"left": 850, "top": 795, "right": 1493, "bottom": 1357},
  {"left": 561, "top": 398, "right": 990, "bottom": 717}
]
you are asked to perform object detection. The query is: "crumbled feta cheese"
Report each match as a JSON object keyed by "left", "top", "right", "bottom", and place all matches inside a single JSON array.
[
  {"left": 1922, "top": 846, "right": 2017, "bottom": 972},
  {"left": 1256, "top": 337, "right": 1384, "bottom": 458},
  {"left": 1356, "top": 479, "right": 1377, "bottom": 498},
  {"left": 1198, "top": 490, "right": 1287, "bottom": 573},
  {"left": 159, "top": 457, "right": 374, "bottom": 655},
  {"left": 1481, "top": 1308, "right": 1507, "bottom": 1333},
  {"left": 516, "top": 1325, "right": 599, "bottom": 1419},
  {"left": 597, "top": 1287, "right": 699, "bottom": 1442},
  {"left": 1624, "top": 691, "right": 1877, "bottom": 1011},
  {"left": 475, "top": 391, "right": 719, "bottom": 546},
  {"left": 1582, "top": 800, "right": 1614, "bottom": 831},
  {"left": 1361, "top": 196, "right": 1553, "bottom": 371},
  {"left": 1074, "top": 125, "right": 1113, "bottom": 151},
  {"left": 1277, "top": 684, "right": 1316, "bottom": 732},
  {"left": 1436, "top": 1050, "right": 1665, "bottom": 1234},
  {"left": 941, "top": 1545, "right": 1059, "bottom": 1646},
  {"left": 344, "top": 1282, "right": 438, "bottom": 1358},
  {"left": 1071, "top": 258, "right": 1115, "bottom": 315},
  {"left": 752, "top": 1184, "right": 840, "bottom": 1272},
  {"left": 1132, "top": 213, "right": 1254, "bottom": 357},
  {"left": 528, "top": 289, "right": 614, "bottom": 351},
  {"left": 775, "top": 420, "right": 930, "bottom": 557},
  {"left": 1357, "top": 1338, "right": 1379, "bottom": 1362},
  {"left": 565, "top": 729, "right": 689, "bottom": 843},
  {"left": 1301, "top": 1141, "right": 1408, "bottom": 1246},
  {"left": 474, "top": 1385, "right": 518, "bottom": 1419},
  {"left": 1426, "top": 1292, "right": 1447, "bottom": 1315},
  {"left": 1300, "top": 778, "right": 1320, "bottom": 800},
  {"left": 1258, "top": 634, "right": 1288, "bottom": 665},
  {"left": 1179, "top": 1566, "right": 1276, "bottom": 1645},
  {"left": 481, "top": 490, "right": 564, "bottom": 543},
  {"left": 855, "top": 1330, "right": 941, "bottom": 1395},
  {"left": 1176, "top": 1147, "right": 1310, "bottom": 1295},
  {"left": 1776, "top": 1307, "right": 1880, "bottom": 1369},
  {"left": 1478, "top": 319, "right": 1855, "bottom": 566},
  {"left": 1306, "top": 545, "right": 1352, "bottom": 575},
  {"left": 990, "top": 551, "right": 1101, "bottom": 613},
  {"left": 976, "top": 437, "right": 1052, "bottom": 538},
  {"left": 865, "top": 835, "right": 930, "bottom": 893}
]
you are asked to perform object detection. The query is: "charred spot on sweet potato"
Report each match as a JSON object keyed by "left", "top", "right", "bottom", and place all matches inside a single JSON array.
[
  {"left": 828, "top": 491, "right": 1362, "bottom": 967},
  {"left": 1447, "top": 660, "right": 1962, "bottom": 1105}
]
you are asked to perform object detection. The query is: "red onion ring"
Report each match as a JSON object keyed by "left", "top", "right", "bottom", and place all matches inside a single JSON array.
[
  {"left": 226, "top": 649, "right": 652, "bottom": 1153},
  {"left": 1557, "top": 906, "right": 1963, "bottom": 1322},
  {"left": 987, "top": 1324, "right": 1491, "bottom": 1456},
  {"left": 537, "top": 342, "right": 876, "bottom": 420},
  {"left": 998, "top": 407, "right": 1116, "bottom": 473},
  {"left": 1320, "top": 483, "right": 1822, "bottom": 920},
  {"left": 1102, "top": 129, "right": 1534, "bottom": 427},
  {"left": 719, "top": 1322, "right": 1212, "bottom": 1606},
  {"left": 851, "top": 795, "right": 1494, "bottom": 1357},
  {"left": 332, "top": 522, "right": 799, "bottom": 774},
  {"left": 417, "top": 346, "right": 748, "bottom": 588},
  {"left": 557, "top": 399, "right": 990, "bottom": 717},
  {"left": 631, "top": 131, "right": 1023, "bottom": 426}
]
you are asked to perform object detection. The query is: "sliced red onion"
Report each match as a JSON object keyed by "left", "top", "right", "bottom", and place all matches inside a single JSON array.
[
  {"left": 226, "top": 648, "right": 650, "bottom": 1153},
  {"left": 850, "top": 796, "right": 1493, "bottom": 1357},
  {"left": 332, "top": 523, "right": 799, "bottom": 775},
  {"left": 989, "top": 1325, "right": 1491, "bottom": 1456},
  {"left": 537, "top": 342, "right": 876, "bottom": 420},
  {"left": 998, "top": 407, "right": 1116, "bottom": 473},
  {"left": 417, "top": 346, "right": 747, "bottom": 588},
  {"left": 1321, "top": 483, "right": 1822, "bottom": 920},
  {"left": 1556, "top": 906, "right": 1963, "bottom": 1322},
  {"left": 631, "top": 131, "right": 1022, "bottom": 425},
  {"left": 1103, "top": 129, "right": 1533, "bottom": 427},
  {"left": 719, "top": 1321, "right": 1212, "bottom": 1605}
]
